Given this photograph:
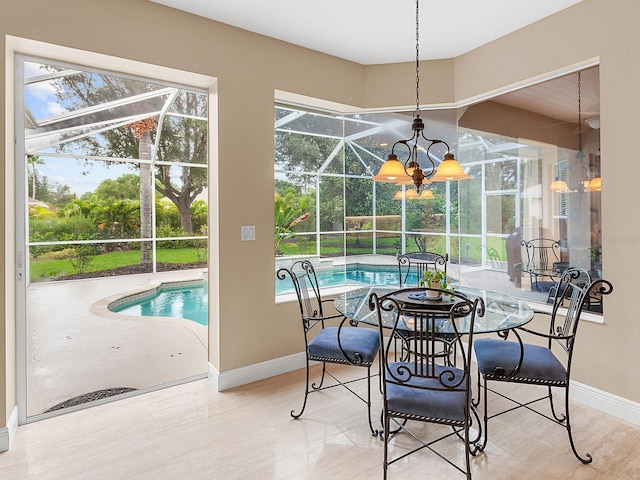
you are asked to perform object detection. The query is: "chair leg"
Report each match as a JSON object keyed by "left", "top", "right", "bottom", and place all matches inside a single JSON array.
[
  {"left": 382, "top": 412, "right": 390, "bottom": 480},
  {"left": 547, "top": 385, "right": 565, "bottom": 422},
  {"left": 312, "top": 362, "right": 327, "bottom": 390},
  {"left": 365, "top": 366, "right": 378, "bottom": 437},
  {"left": 464, "top": 418, "right": 472, "bottom": 480},
  {"left": 477, "top": 374, "right": 489, "bottom": 452},
  {"left": 291, "top": 357, "right": 313, "bottom": 419},
  {"left": 563, "top": 386, "right": 593, "bottom": 464}
]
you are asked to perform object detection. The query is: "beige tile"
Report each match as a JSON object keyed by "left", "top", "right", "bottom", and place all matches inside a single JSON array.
[{"left": 2, "top": 367, "right": 640, "bottom": 479}]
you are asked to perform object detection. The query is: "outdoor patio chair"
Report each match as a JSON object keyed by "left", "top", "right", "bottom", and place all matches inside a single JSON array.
[
  {"left": 397, "top": 251, "right": 448, "bottom": 287},
  {"left": 520, "top": 237, "right": 562, "bottom": 291},
  {"left": 277, "top": 260, "right": 380, "bottom": 436},
  {"left": 369, "top": 287, "right": 484, "bottom": 479},
  {"left": 473, "top": 267, "right": 613, "bottom": 464}
]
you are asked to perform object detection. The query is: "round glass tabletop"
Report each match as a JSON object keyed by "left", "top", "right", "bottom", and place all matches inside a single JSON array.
[{"left": 333, "top": 286, "right": 534, "bottom": 334}]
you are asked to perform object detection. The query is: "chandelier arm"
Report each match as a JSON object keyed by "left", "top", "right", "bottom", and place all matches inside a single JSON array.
[
  {"left": 420, "top": 135, "right": 451, "bottom": 151},
  {"left": 391, "top": 139, "right": 412, "bottom": 160}
]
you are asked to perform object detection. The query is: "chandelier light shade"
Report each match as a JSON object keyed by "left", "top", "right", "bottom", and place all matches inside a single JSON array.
[
  {"left": 586, "top": 176, "right": 602, "bottom": 192},
  {"left": 416, "top": 189, "right": 435, "bottom": 199},
  {"left": 373, "top": 0, "right": 469, "bottom": 195},
  {"left": 393, "top": 188, "right": 434, "bottom": 201},
  {"left": 549, "top": 177, "right": 570, "bottom": 193},
  {"left": 430, "top": 152, "right": 471, "bottom": 182},
  {"left": 394, "top": 189, "right": 417, "bottom": 201},
  {"left": 372, "top": 154, "right": 411, "bottom": 183}
]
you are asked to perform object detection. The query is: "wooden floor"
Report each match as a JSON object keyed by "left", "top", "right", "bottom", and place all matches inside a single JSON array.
[{"left": 1, "top": 364, "right": 640, "bottom": 479}]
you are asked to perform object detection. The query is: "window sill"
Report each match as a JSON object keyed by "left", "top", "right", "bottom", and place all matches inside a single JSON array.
[
  {"left": 528, "top": 300, "right": 604, "bottom": 325},
  {"left": 275, "top": 284, "right": 355, "bottom": 305}
]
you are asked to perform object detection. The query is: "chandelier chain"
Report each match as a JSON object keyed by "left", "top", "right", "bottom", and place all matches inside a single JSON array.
[
  {"left": 578, "top": 71, "right": 582, "bottom": 152},
  {"left": 415, "top": 0, "right": 421, "bottom": 117},
  {"left": 372, "top": 0, "right": 469, "bottom": 189}
]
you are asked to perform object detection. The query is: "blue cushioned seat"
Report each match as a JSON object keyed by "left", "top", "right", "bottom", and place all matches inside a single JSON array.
[
  {"left": 308, "top": 327, "right": 379, "bottom": 364},
  {"left": 474, "top": 338, "right": 566, "bottom": 384},
  {"left": 386, "top": 362, "right": 467, "bottom": 422}
]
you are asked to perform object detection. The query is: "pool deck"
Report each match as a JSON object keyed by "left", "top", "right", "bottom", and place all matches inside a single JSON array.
[{"left": 26, "top": 269, "right": 208, "bottom": 417}]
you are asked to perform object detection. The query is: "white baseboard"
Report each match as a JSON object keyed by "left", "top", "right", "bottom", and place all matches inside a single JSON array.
[
  {"left": 571, "top": 380, "right": 640, "bottom": 426},
  {"left": 208, "top": 352, "right": 307, "bottom": 391},
  {"left": 0, "top": 405, "right": 19, "bottom": 452}
]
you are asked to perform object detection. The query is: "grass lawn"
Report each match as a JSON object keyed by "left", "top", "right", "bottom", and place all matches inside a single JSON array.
[{"left": 29, "top": 248, "right": 205, "bottom": 281}]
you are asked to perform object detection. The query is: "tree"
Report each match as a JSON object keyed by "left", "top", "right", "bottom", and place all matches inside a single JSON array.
[
  {"left": 275, "top": 193, "right": 310, "bottom": 255},
  {"left": 46, "top": 67, "right": 208, "bottom": 266},
  {"left": 127, "top": 118, "right": 155, "bottom": 265},
  {"left": 93, "top": 174, "right": 140, "bottom": 201},
  {"left": 27, "top": 155, "right": 44, "bottom": 199},
  {"left": 26, "top": 155, "right": 75, "bottom": 208},
  {"left": 155, "top": 100, "right": 207, "bottom": 234}
]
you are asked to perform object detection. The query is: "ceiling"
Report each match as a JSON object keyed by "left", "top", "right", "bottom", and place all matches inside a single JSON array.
[
  {"left": 150, "top": 0, "right": 596, "bottom": 126},
  {"left": 494, "top": 66, "right": 599, "bottom": 126},
  {"left": 150, "top": 0, "right": 583, "bottom": 65}
]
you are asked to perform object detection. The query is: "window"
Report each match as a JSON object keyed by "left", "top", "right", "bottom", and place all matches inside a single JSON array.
[{"left": 275, "top": 65, "right": 603, "bottom": 314}]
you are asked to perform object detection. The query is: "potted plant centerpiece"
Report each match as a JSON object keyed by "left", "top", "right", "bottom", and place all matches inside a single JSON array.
[{"left": 419, "top": 270, "right": 447, "bottom": 299}]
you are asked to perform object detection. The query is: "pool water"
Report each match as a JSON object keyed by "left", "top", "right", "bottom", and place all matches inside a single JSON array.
[
  {"left": 276, "top": 263, "right": 417, "bottom": 294},
  {"left": 112, "top": 264, "right": 416, "bottom": 326},
  {"left": 113, "top": 284, "right": 208, "bottom": 325}
]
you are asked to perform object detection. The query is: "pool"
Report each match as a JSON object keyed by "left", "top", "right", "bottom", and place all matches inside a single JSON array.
[
  {"left": 276, "top": 262, "right": 414, "bottom": 294},
  {"left": 110, "top": 263, "right": 413, "bottom": 325},
  {"left": 111, "top": 282, "right": 208, "bottom": 325}
]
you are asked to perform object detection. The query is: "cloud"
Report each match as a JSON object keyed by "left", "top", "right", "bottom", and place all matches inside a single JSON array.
[
  {"left": 25, "top": 79, "right": 58, "bottom": 101},
  {"left": 46, "top": 102, "right": 66, "bottom": 116}
]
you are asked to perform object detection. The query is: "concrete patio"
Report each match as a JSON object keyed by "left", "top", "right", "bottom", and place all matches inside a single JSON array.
[{"left": 25, "top": 269, "right": 209, "bottom": 417}]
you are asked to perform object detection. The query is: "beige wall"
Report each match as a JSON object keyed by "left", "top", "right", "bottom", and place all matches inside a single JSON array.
[{"left": 1, "top": 0, "right": 638, "bottom": 431}]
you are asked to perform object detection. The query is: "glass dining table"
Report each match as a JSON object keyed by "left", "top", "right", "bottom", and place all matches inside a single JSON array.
[{"left": 333, "top": 285, "right": 535, "bottom": 334}]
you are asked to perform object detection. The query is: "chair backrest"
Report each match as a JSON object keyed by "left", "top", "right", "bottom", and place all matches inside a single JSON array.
[
  {"left": 369, "top": 287, "right": 484, "bottom": 394},
  {"left": 276, "top": 260, "right": 324, "bottom": 324},
  {"left": 547, "top": 268, "right": 613, "bottom": 355},
  {"left": 397, "top": 252, "right": 448, "bottom": 287},
  {"left": 521, "top": 238, "right": 561, "bottom": 269}
]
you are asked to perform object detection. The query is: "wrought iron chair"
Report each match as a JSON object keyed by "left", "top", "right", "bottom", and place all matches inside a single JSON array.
[
  {"left": 397, "top": 251, "right": 448, "bottom": 287},
  {"left": 397, "top": 252, "right": 455, "bottom": 364},
  {"left": 369, "top": 287, "right": 484, "bottom": 479},
  {"left": 277, "top": 260, "right": 380, "bottom": 436},
  {"left": 473, "top": 268, "right": 613, "bottom": 464},
  {"left": 520, "top": 237, "right": 562, "bottom": 291}
]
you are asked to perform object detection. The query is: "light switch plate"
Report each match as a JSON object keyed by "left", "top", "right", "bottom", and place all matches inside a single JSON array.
[{"left": 241, "top": 225, "right": 256, "bottom": 241}]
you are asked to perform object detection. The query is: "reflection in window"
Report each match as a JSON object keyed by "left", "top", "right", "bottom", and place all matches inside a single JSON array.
[{"left": 457, "top": 67, "right": 602, "bottom": 310}]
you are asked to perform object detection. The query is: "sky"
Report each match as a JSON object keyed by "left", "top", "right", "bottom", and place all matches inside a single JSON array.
[{"left": 23, "top": 61, "right": 195, "bottom": 198}]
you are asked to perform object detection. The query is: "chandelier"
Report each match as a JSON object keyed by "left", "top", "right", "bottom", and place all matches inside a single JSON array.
[
  {"left": 373, "top": 0, "right": 469, "bottom": 193},
  {"left": 549, "top": 71, "right": 602, "bottom": 193},
  {"left": 393, "top": 188, "right": 434, "bottom": 201}
]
